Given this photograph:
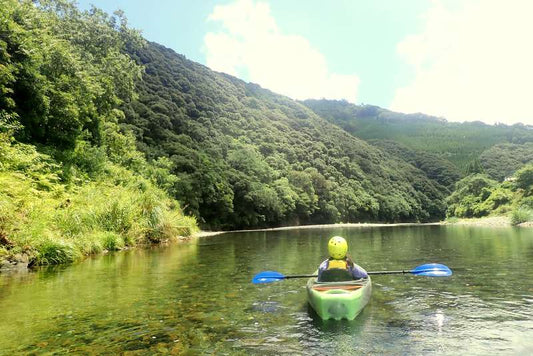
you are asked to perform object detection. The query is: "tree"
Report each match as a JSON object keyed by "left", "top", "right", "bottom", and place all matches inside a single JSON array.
[
  {"left": 514, "top": 164, "right": 533, "bottom": 192},
  {"left": 1, "top": 0, "right": 143, "bottom": 148},
  {"left": 446, "top": 174, "right": 498, "bottom": 217}
]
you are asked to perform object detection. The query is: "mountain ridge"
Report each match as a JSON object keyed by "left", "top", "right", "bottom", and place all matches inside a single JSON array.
[{"left": 303, "top": 99, "right": 533, "bottom": 170}]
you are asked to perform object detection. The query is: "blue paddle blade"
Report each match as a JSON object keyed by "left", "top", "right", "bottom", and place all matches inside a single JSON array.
[
  {"left": 252, "top": 271, "right": 286, "bottom": 284},
  {"left": 411, "top": 263, "right": 452, "bottom": 277}
]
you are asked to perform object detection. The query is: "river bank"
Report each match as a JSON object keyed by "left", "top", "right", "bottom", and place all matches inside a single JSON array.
[
  {"left": 444, "top": 216, "right": 512, "bottom": 227},
  {"left": 196, "top": 216, "right": 532, "bottom": 238},
  {"left": 3, "top": 218, "right": 524, "bottom": 272},
  {"left": 193, "top": 222, "right": 444, "bottom": 238}
]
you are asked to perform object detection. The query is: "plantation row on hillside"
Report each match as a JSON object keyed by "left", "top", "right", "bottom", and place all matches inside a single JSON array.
[{"left": 303, "top": 99, "right": 533, "bottom": 171}]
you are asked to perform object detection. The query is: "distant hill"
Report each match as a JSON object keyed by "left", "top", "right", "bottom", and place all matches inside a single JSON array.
[
  {"left": 368, "top": 140, "right": 462, "bottom": 191},
  {"left": 479, "top": 142, "right": 533, "bottom": 181},
  {"left": 120, "top": 42, "right": 448, "bottom": 229},
  {"left": 302, "top": 99, "right": 533, "bottom": 171}
]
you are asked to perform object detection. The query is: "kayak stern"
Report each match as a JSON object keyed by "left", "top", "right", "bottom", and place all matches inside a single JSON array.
[{"left": 306, "top": 277, "right": 372, "bottom": 320}]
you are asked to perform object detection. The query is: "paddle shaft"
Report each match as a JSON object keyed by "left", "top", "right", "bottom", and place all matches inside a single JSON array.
[
  {"left": 253, "top": 263, "right": 451, "bottom": 283},
  {"left": 284, "top": 269, "right": 438, "bottom": 278},
  {"left": 283, "top": 270, "right": 412, "bottom": 278},
  {"left": 367, "top": 270, "right": 411, "bottom": 275},
  {"left": 281, "top": 270, "right": 412, "bottom": 279}
]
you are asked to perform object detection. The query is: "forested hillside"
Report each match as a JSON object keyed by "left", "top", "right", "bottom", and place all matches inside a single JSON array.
[
  {"left": 479, "top": 142, "right": 533, "bottom": 181},
  {"left": 368, "top": 140, "right": 462, "bottom": 191},
  {"left": 0, "top": 0, "right": 196, "bottom": 266},
  {"left": 303, "top": 99, "right": 533, "bottom": 171},
  {"left": 120, "top": 42, "right": 449, "bottom": 229}
]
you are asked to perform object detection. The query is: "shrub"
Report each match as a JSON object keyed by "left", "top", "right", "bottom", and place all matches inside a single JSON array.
[
  {"left": 519, "top": 196, "right": 533, "bottom": 209},
  {"left": 510, "top": 208, "right": 533, "bottom": 226},
  {"left": 514, "top": 164, "right": 533, "bottom": 191},
  {"left": 33, "top": 239, "right": 79, "bottom": 265},
  {"left": 98, "top": 200, "right": 134, "bottom": 233},
  {"left": 100, "top": 232, "right": 125, "bottom": 251}
]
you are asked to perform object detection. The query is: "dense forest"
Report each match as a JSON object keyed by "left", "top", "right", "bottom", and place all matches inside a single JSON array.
[
  {"left": 302, "top": 99, "right": 533, "bottom": 223},
  {"left": 367, "top": 140, "right": 462, "bottom": 191},
  {"left": 479, "top": 142, "right": 533, "bottom": 181},
  {"left": 303, "top": 99, "right": 533, "bottom": 171},
  {"left": 119, "top": 42, "right": 450, "bottom": 229}
]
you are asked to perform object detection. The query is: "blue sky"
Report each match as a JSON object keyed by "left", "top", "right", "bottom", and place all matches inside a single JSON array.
[{"left": 77, "top": 0, "right": 533, "bottom": 125}]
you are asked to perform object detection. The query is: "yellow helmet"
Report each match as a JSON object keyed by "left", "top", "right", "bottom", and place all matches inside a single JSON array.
[{"left": 328, "top": 236, "right": 348, "bottom": 259}]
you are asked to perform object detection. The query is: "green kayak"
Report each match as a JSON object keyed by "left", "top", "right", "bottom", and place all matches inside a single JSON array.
[{"left": 306, "top": 273, "right": 372, "bottom": 320}]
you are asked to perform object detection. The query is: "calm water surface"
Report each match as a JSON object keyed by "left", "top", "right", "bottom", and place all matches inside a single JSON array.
[{"left": 1, "top": 225, "right": 533, "bottom": 355}]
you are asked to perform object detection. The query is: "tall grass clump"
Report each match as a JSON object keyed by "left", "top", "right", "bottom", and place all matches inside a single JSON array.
[
  {"left": 99, "top": 232, "right": 125, "bottom": 251},
  {"left": 0, "top": 135, "right": 198, "bottom": 266},
  {"left": 135, "top": 183, "right": 198, "bottom": 243},
  {"left": 33, "top": 239, "right": 80, "bottom": 265},
  {"left": 97, "top": 199, "right": 135, "bottom": 234},
  {"left": 510, "top": 207, "right": 533, "bottom": 226}
]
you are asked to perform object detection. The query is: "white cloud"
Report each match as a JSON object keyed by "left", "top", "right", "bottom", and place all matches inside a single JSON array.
[
  {"left": 204, "top": 0, "right": 359, "bottom": 102},
  {"left": 391, "top": 0, "right": 533, "bottom": 125}
]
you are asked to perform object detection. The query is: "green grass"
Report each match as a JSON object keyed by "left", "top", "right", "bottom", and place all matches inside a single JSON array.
[
  {"left": 33, "top": 239, "right": 80, "bottom": 265},
  {"left": 0, "top": 136, "right": 198, "bottom": 266},
  {"left": 99, "top": 232, "right": 125, "bottom": 251},
  {"left": 510, "top": 207, "right": 533, "bottom": 226}
]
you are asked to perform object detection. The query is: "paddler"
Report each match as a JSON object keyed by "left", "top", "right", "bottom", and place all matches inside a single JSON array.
[{"left": 317, "top": 236, "right": 368, "bottom": 282}]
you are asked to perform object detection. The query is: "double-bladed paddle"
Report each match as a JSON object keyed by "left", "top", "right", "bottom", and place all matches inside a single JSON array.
[{"left": 252, "top": 263, "right": 452, "bottom": 284}]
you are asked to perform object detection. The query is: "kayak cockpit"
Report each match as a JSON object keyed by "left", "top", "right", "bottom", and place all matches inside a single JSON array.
[{"left": 307, "top": 277, "right": 372, "bottom": 320}]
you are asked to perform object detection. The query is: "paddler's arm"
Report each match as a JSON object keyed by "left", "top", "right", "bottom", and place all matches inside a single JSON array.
[
  {"left": 351, "top": 264, "right": 368, "bottom": 279},
  {"left": 317, "top": 259, "right": 328, "bottom": 279}
]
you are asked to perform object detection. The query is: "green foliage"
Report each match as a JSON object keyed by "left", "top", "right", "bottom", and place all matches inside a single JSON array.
[
  {"left": 514, "top": 164, "right": 533, "bottom": 192},
  {"left": 0, "top": 1, "right": 197, "bottom": 266},
  {"left": 476, "top": 187, "right": 513, "bottom": 215},
  {"left": 445, "top": 167, "right": 533, "bottom": 221},
  {"left": 0, "top": 138, "right": 197, "bottom": 265},
  {"left": 445, "top": 162, "right": 533, "bottom": 220},
  {"left": 446, "top": 174, "right": 500, "bottom": 217},
  {"left": 519, "top": 196, "right": 533, "bottom": 209},
  {"left": 100, "top": 232, "right": 125, "bottom": 251},
  {"left": 510, "top": 207, "right": 533, "bottom": 226},
  {"left": 34, "top": 239, "right": 80, "bottom": 265},
  {"left": 465, "top": 159, "right": 484, "bottom": 175},
  {"left": 0, "top": 0, "right": 143, "bottom": 148},
  {"left": 370, "top": 139, "right": 461, "bottom": 190},
  {"left": 303, "top": 99, "right": 533, "bottom": 172},
  {"left": 479, "top": 142, "right": 533, "bottom": 181},
  {"left": 120, "top": 42, "right": 449, "bottom": 229}
]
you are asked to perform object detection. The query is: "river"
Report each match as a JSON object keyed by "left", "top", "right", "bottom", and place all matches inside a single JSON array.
[{"left": 1, "top": 225, "right": 532, "bottom": 355}]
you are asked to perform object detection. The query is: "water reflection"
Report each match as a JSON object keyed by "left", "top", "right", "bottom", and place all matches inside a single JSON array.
[{"left": 0, "top": 226, "right": 533, "bottom": 354}]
